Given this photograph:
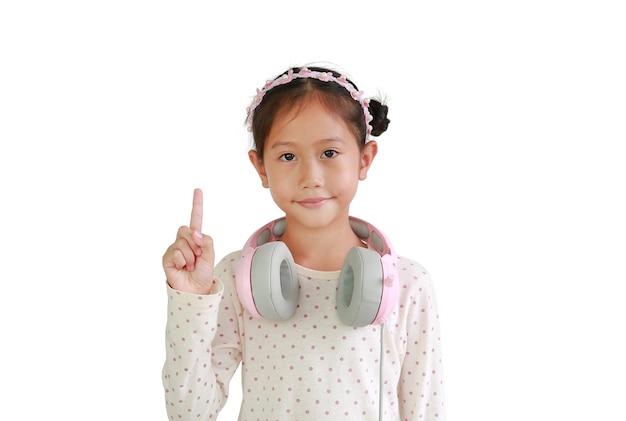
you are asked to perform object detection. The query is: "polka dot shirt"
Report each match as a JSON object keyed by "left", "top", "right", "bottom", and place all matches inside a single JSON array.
[{"left": 163, "top": 252, "right": 445, "bottom": 420}]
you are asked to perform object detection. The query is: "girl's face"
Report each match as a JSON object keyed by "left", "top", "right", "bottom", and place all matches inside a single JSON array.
[{"left": 249, "top": 99, "right": 377, "bottom": 231}]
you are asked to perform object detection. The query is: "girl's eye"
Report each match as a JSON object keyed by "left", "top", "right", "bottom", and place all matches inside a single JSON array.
[
  {"left": 280, "top": 153, "right": 296, "bottom": 162},
  {"left": 321, "top": 150, "right": 338, "bottom": 159}
]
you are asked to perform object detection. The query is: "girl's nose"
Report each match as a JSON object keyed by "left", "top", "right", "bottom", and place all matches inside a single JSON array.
[{"left": 298, "top": 159, "right": 324, "bottom": 189}]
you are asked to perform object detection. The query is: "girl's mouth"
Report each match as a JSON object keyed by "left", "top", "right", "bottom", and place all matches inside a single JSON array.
[{"left": 297, "top": 198, "right": 330, "bottom": 208}]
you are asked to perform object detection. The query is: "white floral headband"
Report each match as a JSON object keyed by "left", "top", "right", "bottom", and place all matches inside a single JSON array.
[{"left": 245, "top": 67, "right": 374, "bottom": 137}]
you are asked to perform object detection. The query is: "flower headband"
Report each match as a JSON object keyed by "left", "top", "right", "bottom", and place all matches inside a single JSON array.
[{"left": 245, "top": 67, "right": 374, "bottom": 137}]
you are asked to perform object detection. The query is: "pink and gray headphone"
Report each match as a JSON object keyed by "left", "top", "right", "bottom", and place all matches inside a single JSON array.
[{"left": 235, "top": 217, "right": 399, "bottom": 327}]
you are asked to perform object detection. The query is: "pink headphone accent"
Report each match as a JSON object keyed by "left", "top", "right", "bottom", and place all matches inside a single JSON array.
[{"left": 235, "top": 217, "right": 399, "bottom": 327}]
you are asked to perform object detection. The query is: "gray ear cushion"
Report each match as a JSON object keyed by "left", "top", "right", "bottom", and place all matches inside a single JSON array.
[
  {"left": 250, "top": 242, "right": 299, "bottom": 320},
  {"left": 337, "top": 247, "right": 384, "bottom": 327}
]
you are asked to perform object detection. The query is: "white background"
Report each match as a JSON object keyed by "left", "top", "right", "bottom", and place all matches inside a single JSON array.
[{"left": 1, "top": 1, "right": 624, "bottom": 420}]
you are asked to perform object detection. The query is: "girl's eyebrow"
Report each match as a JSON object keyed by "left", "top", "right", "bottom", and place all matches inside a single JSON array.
[
  {"left": 270, "top": 138, "right": 345, "bottom": 149},
  {"left": 270, "top": 141, "right": 294, "bottom": 149}
]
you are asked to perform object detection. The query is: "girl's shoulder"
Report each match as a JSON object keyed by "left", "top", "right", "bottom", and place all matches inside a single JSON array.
[
  {"left": 395, "top": 255, "right": 437, "bottom": 297},
  {"left": 396, "top": 255, "right": 432, "bottom": 282},
  {"left": 214, "top": 250, "right": 243, "bottom": 285},
  {"left": 216, "top": 250, "right": 243, "bottom": 269}
]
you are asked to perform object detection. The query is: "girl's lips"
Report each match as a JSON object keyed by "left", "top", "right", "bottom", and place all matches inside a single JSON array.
[{"left": 297, "top": 198, "right": 330, "bottom": 209}]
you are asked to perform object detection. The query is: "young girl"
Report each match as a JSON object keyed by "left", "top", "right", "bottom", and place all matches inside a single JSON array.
[{"left": 162, "top": 65, "right": 446, "bottom": 420}]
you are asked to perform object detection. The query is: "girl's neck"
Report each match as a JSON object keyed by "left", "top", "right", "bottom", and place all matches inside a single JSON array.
[{"left": 279, "top": 216, "right": 364, "bottom": 271}]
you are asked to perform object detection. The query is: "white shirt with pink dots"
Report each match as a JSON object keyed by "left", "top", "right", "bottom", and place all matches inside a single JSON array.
[{"left": 163, "top": 251, "right": 446, "bottom": 420}]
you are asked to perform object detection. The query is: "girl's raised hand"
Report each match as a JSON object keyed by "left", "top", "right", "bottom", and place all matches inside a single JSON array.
[{"left": 163, "top": 189, "right": 215, "bottom": 294}]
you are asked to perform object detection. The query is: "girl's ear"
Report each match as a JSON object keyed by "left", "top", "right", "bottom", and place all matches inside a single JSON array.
[
  {"left": 358, "top": 140, "right": 378, "bottom": 181},
  {"left": 248, "top": 150, "right": 269, "bottom": 188}
]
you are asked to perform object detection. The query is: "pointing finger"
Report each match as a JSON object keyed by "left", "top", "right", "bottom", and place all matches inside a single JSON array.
[{"left": 190, "top": 188, "right": 203, "bottom": 233}]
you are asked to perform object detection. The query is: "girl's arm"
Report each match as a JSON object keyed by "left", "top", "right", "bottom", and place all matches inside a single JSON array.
[
  {"left": 162, "top": 265, "right": 242, "bottom": 420},
  {"left": 398, "top": 265, "right": 447, "bottom": 420}
]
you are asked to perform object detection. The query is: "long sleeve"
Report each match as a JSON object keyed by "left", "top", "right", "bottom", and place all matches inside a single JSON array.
[
  {"left": 397, "top": 260, "right": 446, "bottom": 420},
  {"left": 162, "top": 251, "right": 445, "bottom": 420},
  {"left": 162, "top": 254, "right": 243, "bottom": 420}
]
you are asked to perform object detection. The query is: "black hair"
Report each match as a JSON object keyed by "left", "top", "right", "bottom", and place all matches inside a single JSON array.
[{"left": 250, "top": 66, "right": 390, "bottom": 159}]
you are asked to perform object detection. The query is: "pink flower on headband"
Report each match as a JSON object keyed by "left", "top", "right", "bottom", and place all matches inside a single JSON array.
[
  {"left": 245, "top": 67, "right": 374, "bottom": 138},
  {"left": 298, "top": 68, "right": 312, "bottom": 77}
]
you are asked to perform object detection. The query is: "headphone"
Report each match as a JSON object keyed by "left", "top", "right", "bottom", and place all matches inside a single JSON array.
[{"left": 235, "top": 217, "right": 399, "bottom": 327}]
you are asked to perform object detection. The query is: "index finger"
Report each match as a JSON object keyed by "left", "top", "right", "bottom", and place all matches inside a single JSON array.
[{"left": 190, "top": 188, "right": 203, "bottom": 232}]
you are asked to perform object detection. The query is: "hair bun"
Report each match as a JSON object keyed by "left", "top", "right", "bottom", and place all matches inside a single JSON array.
[{"left": 368, "top": 99, "right": 390, "bottom": 137}]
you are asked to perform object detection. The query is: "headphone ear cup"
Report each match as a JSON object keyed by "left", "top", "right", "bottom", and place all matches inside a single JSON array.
[
  {"left": 337, "top": 247, "right": 384, "bottom": 327},
  {"left": 250, "top": 242, "right": 299, "bottom": 320}
]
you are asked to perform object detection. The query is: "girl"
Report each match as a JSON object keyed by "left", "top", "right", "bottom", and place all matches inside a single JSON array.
[{"left": 162, "top": 66, "right": 445, "bottom": 420}]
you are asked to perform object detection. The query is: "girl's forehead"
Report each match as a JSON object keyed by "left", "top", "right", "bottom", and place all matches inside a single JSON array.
[{"left": 267, "top": 101, "right": 357, "bottom": 146}]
